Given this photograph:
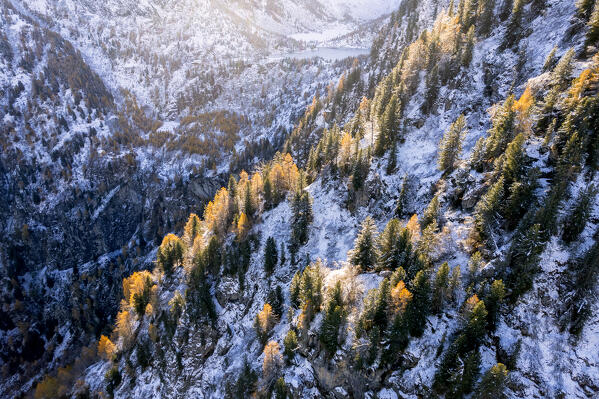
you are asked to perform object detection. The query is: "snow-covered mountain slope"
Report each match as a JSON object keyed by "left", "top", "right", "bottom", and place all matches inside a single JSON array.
[
  {"left": 57, "top": 0, "right": 599, "bottom": 397},
  {"left": 3, "top": 0, "right": 599, "bottom": 397},
  {"left": 0, "top": 0, "right": 389, "bottom": 396}
]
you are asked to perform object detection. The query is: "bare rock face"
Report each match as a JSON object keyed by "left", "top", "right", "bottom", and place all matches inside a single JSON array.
[
  {"left": 462, "top": 182, "right": 487, "bottom": 210},
  {"left": 216, "top": 277, "right": 241, "bottom": 306}
]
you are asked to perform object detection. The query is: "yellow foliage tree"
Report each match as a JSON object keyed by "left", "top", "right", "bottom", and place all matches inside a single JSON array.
[
  {"left": 262, "top": 340, "right": 283, "bottom": 383},
  {"left": 406, "top": 214, "right": 421, "bottom": 242},
  {"left": 122, "top": 270, "right": 153, "bottom": 309},
  {"left": 156, "top": 233, "right": 185, "bottom": 276},
  {"left": 204, "top": 187, "right": 230, "bottom": 236},
  {"left": 338, "top": 132, "right": 353, "bottom": 172},
  {"left": 255, "top": 303, "right": 275, "bottom": 344},
  {"left": 237, "top": 212, "right": 250, "bottom": 240},
  {"left": 115, "top": 310, "right": 133, "bottom": 348},
  {"left": 464, "top": 294, "right": 480, "bottom": 316},
  {"left": 391, "top": 281, "right": 413, "bottom": 314},
  {"left": 97, "top": 335, "right": 116, "bottom": 360},
  {"left": 250, "top": 172, "right": 263, "bottom": 210},
  {"left": 183, "top": 213, "right": 202, "bottom": 247},
  {"left": 513, "top": 85, "right": 534, "bottom": 134}
]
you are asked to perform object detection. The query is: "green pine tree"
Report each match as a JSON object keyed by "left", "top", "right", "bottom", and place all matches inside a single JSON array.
[
  {"left": 349, "top": 216, "right": 379, "bottom": 271},
  {"left": 586, "top": 0, "right": 599, "bottom": 49},
  {"left": 264, "top": 237, "right": 278, "bottom": 275},
  {"left": 474, "top": 176, "right": 505, "bottom": 245},
  {"left": 375, "top": 93, "right": 401, "bottom": 156},
  {"left": 485, "top": 280, "right": 505, "bottom": 330},
  {"left": 485, "top": 95, "right": 516, "bottom": 160},
  {"left": 421, "top": 193, "right": 441, "bottom": 229},
  {"left": 439, "top": 114, "right": 467, "bottom": 173},
  {"left": 395, "top": 174, "right": 409, "bottom": 218},
  {"left": 501, "top": 133, "right": 526, "bottom": 185},
  {"left": 551, "top": 48, "right": 575, "bottom": 91},
  {"left": 377, "top": 218, "right": 401, "bottom": 270},
  {"left": 462, "top": 26, "right": 476, "bottom": 66},
  {"left": 283, "top": 329, "right": 298, "bottom": 363},
  {"left": 503, "top": 0, "right": 524, "bottom": 47},
  {"left": 290, "top": 191, "right": 314, "bottom": 249},
  {"left": 432, "top": 262, "right": 450, "bottom": 313},
  {"left": 562, "top": 185, "right": 597, "bottom": 243},
  {"left": 542, "top": 46, "right": 558, "bottom": 72},
  {"left": 473, "top": 363, "right": 509, "bottom": 399},
  {"left": 405, "top": 270, "right": 431, "bottom": 337},
  {"left": 477, "top": 0, "right": 496, "bottom": 35},
  {"left": 319, "top": 281, "right": 345, "bottom": 355}
]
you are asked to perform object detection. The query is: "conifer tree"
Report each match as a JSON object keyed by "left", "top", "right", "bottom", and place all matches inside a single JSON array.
[
  {"left": 502, "top": 133, "right": 526, "bottom": 185},
  {"left": 373, "top": 278, "right": 391, "bottom": 330},
  {"left": 319, "top": 281, "right": 345, "bottom": 355},
  {"left": 423, "top": 64, "right": 440, "bottom": 114},
  {"left": 375, "top": 93, "right": 401, "bottom": 156},
  {"left": 578, "top": 0, "right": 596, "bottom": 20},
  {"left": 157, "top": 234, "right": 185, "bottom": 276},
  {"left": 504, "top": 167, "right": 539, "bottom": 228},
  {"left": 562, "top": 185, "right": 597, "bottom": 243},
  {"left": 485, "top": 279, "right": 505, "bottom": 330},
  {"left": 283, "top": 329, "right": 298, "bottom": 363},
  {"left": 418, "top": 220, "right": 439, "bottom": 263},
  {"left": 551, "top": 48, "right": 575, "bottom": 91},
  {"left": 386, "top": 139, "right": 398, "bottom": 174},
  {"left": 421, "top": 193, "right": 441, "bottom": 229},
  {"left": 508, "top": 223, "right": 543, "bottom": 296},
  {"left": 349, "top": 216, "right": 379, "bottom": 271},
  {"left": 244, "top": 182, "right": 255, "bottom": 218},
  {"left": 439, "top": 115, "right": 467, "bottom": 173},
  {"left": 405, "top": 270, "right": 431, "bottom": 337},
  {"left": 351, "top": 149, "right": 369, "bottom": 192},
  {"left": 432, "top": 262, "right": 450, "bottom": 313},
  {"left": 264, "top": 177, "right": 273, "bottom": 209},
  {"left": 183, "top": 213, "right": 202, "bottom": 247},
  {"left": 204, "top": 235, "right": 222, "bottom": 275},
  {"left": 384, "top": 311, "right": 410, "bottom": 364},
  {"left": 473, "top": 363, "right": 509, "bottom": 399},
  {"left": 478, "top": 0, "right": 495, "bottom": 35},
  {"left": 267, "top": 286, "right": 284, "bottom": 318},
  {"left": 290, "top": 191, "right": 313, "bottom": 249},
  {"left": 264, "top": 237, "right": 278, "bottom": 275},
  {"left": 462, "top": 26, "right": 476, "bottom": 66},
  {"left": 465, "top": 296, "right": 488, "bottom": 346},
  {"left": 470, "top": 137, "right": 486, "bottom": 172},
  {"left": 186, "top": 261, "right": 216, "bottom": 323},
  {"left": 468, "top": 251, "right": 484, "bottom": 283},
  {"left": 485, "top": 95, "right": 516, "bottom": 160},
  {"left": 290, "top": 272, "right": 301, "bottom": 308},
  {"left": 586, "top": 0, "right": 599, "bottom": 48},
  {"left": 503, "top": 0, "right": 524, "bottom": 47},
  {"left": 462, "top": 0, "right": 480, "bottom": 30},
  {"left": 377, "top": 218, "right": 401, "bottom": 271},
  {"left": 449, "top": 264, "right": 462, "bottom": 302},
  {"left": 395, "top": 174, "right": 409, "bottom": 218},
  {"left": 274, "top": 377, "right": 288, "bottom": 399},
  {"left": 474, "top": 176, "right": 505, "bottom": 244},
  {"left": 543, "top": 46, "right": 558, "bottom": 72}
]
